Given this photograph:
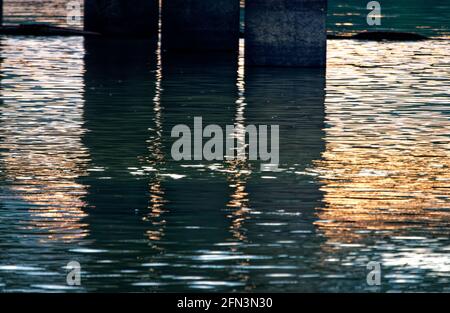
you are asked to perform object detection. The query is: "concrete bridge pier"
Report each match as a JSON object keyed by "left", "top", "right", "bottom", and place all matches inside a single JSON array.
[
  {"left": 84, "top": 0, "right": 159, "bottom": 36},
  {"left": 246, "top": 0, "right": 327, "bottom": 67},
  {"left": 162, "top": 0, "right": 240, "bottom": 51}
]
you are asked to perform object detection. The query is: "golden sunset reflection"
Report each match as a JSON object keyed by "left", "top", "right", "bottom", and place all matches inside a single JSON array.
[
  {"left": 145, "top": 13, "right": 169, "bottom": 247},
  {"left": 225, "top": 39, "right": 252, "bottom": 243},
  {"left": 314, "top": 40, "right": 450, "bottom": 243},
  {"left": 0, "top": 37, "right": 89, "bottom": 242}
]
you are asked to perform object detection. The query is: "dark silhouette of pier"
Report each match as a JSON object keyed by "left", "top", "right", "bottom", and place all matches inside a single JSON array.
[
  {"left": 83, "top": 0, "right": 327, "bottom": 67},
  {"left": 0, "top": 0, "right": 327, "bottom": 67}
]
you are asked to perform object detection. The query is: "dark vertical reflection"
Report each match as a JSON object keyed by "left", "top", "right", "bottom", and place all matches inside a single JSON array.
[
  {"left": 245, "top": 66, "right": 326, "bottom": 219},
  {"left": 159, "top": 51, "right": 238, "bottom": 242},
  {"left": 134, "top": 52, "right": 241, "bottom": 290},
  {"left": 243, "top": 66, "right": 327, "bottom": 291},
  {"left": 82, "top": 37, "right": 158, "bottom": 289}
]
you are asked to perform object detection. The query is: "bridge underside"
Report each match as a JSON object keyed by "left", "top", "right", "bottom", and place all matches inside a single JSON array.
[
  {"left": 83, "top": 0, "right": 159, "bottom": 36},
  {"left": 83, "top": 0, "right": 326, "bottom": 67},
  {"left": 0, "top": 0, "right": 327, "bottom": 67},
  {"left": 246, "top": 0, "right": 327, "bottom": 67},
  {"left": 162, "top": 0, "right": 240, "bottom": 52}
]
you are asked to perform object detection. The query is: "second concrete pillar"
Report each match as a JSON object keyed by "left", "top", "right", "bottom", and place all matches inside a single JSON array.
[
  {"left": 84, "top": 0, "right": 159, "bottom": 36},
  {"left": 245, "top": 0, "right": 327, "bottom": 67},
  {"left": 162, "top": 0, "right": 240, "bottom": 51}
]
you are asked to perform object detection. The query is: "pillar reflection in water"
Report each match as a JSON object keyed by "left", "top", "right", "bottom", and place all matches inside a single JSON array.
[
  {"left": 158, "top": 51, "right": 238, "bottom": 248},
  {"left": 242, "top": 62, "right": 326, "bottom": 290},
  {"left": 82, "top": 38, "right": 161, "bottom": 269},
  {"left": 244, "top": 67, "right": 326, "bottom": 229},
  {"left": 134, "top": 50, "right": 252, "bottom": 290}
]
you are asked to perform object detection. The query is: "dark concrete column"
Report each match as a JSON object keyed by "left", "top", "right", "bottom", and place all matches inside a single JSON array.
[
  {"left": 246, "top": 0, "right": 327, "bottom": 67},
  {"left": 162, "top": 0, "right": 240, "bottom": 51},
  {"left": 0, "top": 0, "right": 3, "bottom": 26},
  {"left": 84, "top": 0, "right": 159, "bottom": 36}
]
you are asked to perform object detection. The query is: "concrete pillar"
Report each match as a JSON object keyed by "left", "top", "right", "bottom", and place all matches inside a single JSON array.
[
  {"left": 162, "top": 0, "right": 240, "bottom": 51},
  {"left": 246, "top": 0, "right": 327, "bottom": 67},
  {"left": 84, "top": 0, "right": 159, "bottom": 36}
]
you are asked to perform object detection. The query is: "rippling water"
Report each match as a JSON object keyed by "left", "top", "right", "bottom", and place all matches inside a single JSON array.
[
  {"left": 1, "top": 1, "right": 450, "bottom": 293},
  {"left": 0, "top": 35, "right": 449, "bottom": 292}
]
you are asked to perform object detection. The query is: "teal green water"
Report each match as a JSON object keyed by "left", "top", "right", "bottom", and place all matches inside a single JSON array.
[
  {"left": 0, "top": 1, "right": 450, "bottom": 292},
  {"left": 328, "top": 0, "right": 450, "bottom": 38}
]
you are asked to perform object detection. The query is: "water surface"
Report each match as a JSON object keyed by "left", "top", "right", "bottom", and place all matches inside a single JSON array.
[
  {"left": 0, "top": 35, "right": 449, "bottom": 292},
  {"left": 0, "top": 0, "right": 450, "bottom": 293}
]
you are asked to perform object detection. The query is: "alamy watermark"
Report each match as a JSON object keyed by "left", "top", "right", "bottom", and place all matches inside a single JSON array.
[
  {"left": 171, "top": 117, "right": 279, "bottom": 171},
  {"left": 366, "top": 261, "right": 382, "bottom": 286},
  {"left": 367, "top": 1, "right": 382, "bottom": 26},
  {"left": 66, "top": 261, "right": 81, "bottom": 286},
  {"left": 66, "top": 1, "right": 82, "bottom": 26}
]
